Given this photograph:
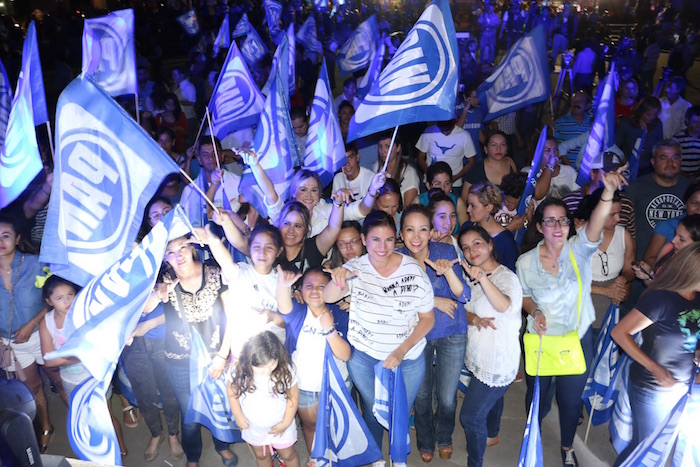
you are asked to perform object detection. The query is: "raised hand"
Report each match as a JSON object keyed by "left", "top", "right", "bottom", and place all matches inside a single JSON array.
[
  {"left": 367, "top": 171, "right": 388, "bottom": 198},
  {"left": 323, "top": 266, "right": 357, "bottom": 290},
  {"left": 277, "top": 265, "right": 302, "bottom": 289},
  {"left": 239, "top": 149, "right": 260, "bottom": 167},
  {"left": 425, "top": 258, "right": 458, "bottom": 276},
  {"left": 460, "top": 260, "right": 487, "bottom": 283}
]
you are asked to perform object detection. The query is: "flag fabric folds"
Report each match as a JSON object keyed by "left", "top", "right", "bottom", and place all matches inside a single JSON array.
[
  {"left": 81, "top": 9, "right": 137, "bottom": 97},
  {"left": 177, "top": 9, "right": 200, "bottom": 36},
  {"left": 186, "top": 328, "right": 242, "bottom": 443},
  {"left": 477, "top": 25, "right": 550, "bottom": 122},
  {"left": 627, "top": 130, "right": 646, "bottom": 182},
  {"left": 40, "top": 76, "right": 180, "bottom": 287},
  {"left": 610, "top": 352, "right": 636, "bottom": 454},
  {"left": 0, "top": 58, "right": 13, "bottom": 148},
  {"left": 582, "top": 303, "right": 621, "bottom": 426},
  {"left": 577, "top": 63, "right": 616, "bottom": 186},
  {"left": 296, "top": 15, "right": 322, "bottom": 55},
  {"left": 336, "top": 15, "right": 379, "bottom": 76},
  {"left": 212, "top": 14, "right": 231, "bottom": 58},
  {"left": 240, "top": 25, "right": 269, "bottom": 66},
  {"left": 0, "top": 43, "right": 43, "bottom": 209},
  {"left": 373, "top": 363, "right": 411, "bottom": 463},
  {"left": 312, "top": 0, "right": 329, "bottom": 12},
  {"left": 513, "top": 125, "right": 547, "bottom": 244},
  {"left": 347, "top": 0, "right": 459, "bottom": 142},
  {"left": 303, "top": 59, "right": 347, "bottom": 187},
  {"left": 356, "top": 40, "right": 385, "bottom": 101},
  {"left": 208, "top": 42, "right": 264, "bottom": 139},
  {"left": 239, "top": 62, "right": 297, "bottom": 218},
  {"left": 264, "top": 0, "right": 283, "bottom": 40},
  {"left": 311, "top": 344, "right": 383, "bottom": 466},
  {"left": 232, "top": 13, "right": 251, "bottom": 39},
  {"left": 262, "top": 29, "right": 295, "bottom": 97},
  {"left": 518, "top": 375, "right": 544, "bottom": 467},
  {"left": 52, "top": 207, "right": 191, "bottom": 465},
  {"left": 22, "top": 22, "right": 49, "bottom": 126}
]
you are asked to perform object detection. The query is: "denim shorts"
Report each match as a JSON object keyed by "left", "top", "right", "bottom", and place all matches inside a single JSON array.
[{"left": 298, "top": 389, "right": 320, "bottom": 409}]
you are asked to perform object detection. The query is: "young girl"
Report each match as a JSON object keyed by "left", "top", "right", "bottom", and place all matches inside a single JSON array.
[
  {"left": 39, "top": 275, "right": 128, "bottom": 456},
  {"left": 228, "top": 331, "right": 300, "bottom": 467},
  {"left": 276, "top": 267, "right": 351, "bottom": 459}
]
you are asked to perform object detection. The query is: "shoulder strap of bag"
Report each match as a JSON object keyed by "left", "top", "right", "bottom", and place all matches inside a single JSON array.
[{"left": 569, "top": 249, "right": 582, "bottom": 330}]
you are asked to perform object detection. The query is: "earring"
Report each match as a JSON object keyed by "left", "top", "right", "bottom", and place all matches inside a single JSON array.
[{"left": 485, "top": 213, "right": 491, "bottom": 222}]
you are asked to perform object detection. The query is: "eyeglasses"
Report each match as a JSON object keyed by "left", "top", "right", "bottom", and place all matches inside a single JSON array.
[
  {"left": 542, "top": 217, "right": 571, "bottom": 228},
  {"left": 598, "top": 251, "right": 609, "bottom": 276},
  {"left": 337, "top": 238, "right": 362, "bottom": 250},
  {"left": 149, "top": 208, "right": 172, "bottom": 222}
]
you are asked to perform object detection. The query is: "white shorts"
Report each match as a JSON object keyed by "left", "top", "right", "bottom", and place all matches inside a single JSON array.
[{"left": 2, "top": 331, "right": 44, "bottom": 371}]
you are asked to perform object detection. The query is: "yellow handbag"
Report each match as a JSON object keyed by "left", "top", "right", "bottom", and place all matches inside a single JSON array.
[{"left": 523, "top": 249, "right": 587, "bottom": 376}]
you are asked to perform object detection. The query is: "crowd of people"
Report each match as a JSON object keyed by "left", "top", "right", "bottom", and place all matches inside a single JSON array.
[{"left": 1, "top": 0, "right": 700, "bottom": 467}]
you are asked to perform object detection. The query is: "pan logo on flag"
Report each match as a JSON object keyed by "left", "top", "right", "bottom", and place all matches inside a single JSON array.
[
  {"left": 211, "top": 58, "right": 258, "bottom": 129},
  {"left": 86, "top": 21, "right": 128, "bottom": 88},
  {"left": 59, "top": 126, "right": 129, "bottom": 251},
  {"left": 484, "top": 37, "right": 544, "bottom": 105},
  {"left": 339, "top": 29, "right": 374, "bottom": 71},
  {"left": 355, "top": 4, "right": 453, "bottom": 124}
]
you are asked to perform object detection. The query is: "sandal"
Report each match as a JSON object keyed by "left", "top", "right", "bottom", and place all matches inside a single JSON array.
[
  {"left": 438, "top": 445, "right": 453, "bottom": 459},
  {"left": 38, "top": 425, "right": 54, "bottom": 454},
  {"left": 420, "top": 451, "right": 434, "bottom": 463},
  {"left": 122, "top": 405, "right": 139, "bottom": 428}
]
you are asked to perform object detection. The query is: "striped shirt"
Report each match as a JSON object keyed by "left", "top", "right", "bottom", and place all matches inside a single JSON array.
[
  {"left": 675, "top": 129, "right": 700, "bottom": 176},
  {"left": 563, "top": 189, "right": 637, "bottom": 239},
  {"left": 554, "top": 113, "right": 592, "bottom": 164}
]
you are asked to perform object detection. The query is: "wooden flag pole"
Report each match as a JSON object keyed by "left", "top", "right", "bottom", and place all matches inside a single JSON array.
[
  {"left": 44, "top": 122, "right": 55, "bottom": 162},
  {"left": 178, "top": 167, "right": 220, "bottom": 216},
  {"left": 381, "top": 125, "right": 399, "bottom": 174},
  {"left": 204, "top": 106, "right": 220, "bottom": 170},
  {"left": 192, "top": 113, "right": 208, "bottom": 151}
]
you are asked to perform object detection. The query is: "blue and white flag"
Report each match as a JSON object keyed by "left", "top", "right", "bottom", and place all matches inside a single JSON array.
[
  {"left": 186, "top": 328, "right": 242, "bottom": 443},
  {"left": 52, "top": 207, "right": 191, "bottom": 465},
  {"left": 232, "top": 13, "right": 251, "bottom": 39},
  {"left": 610, "top": 352, "right": 636, "bottom": 454},
  {"left": 577, "top": 63, "right": 616, "bottom": 186},
  {"left": 373, "top": 363, "right": 411, "bottom": 463},
  {"left": 262, "top": 30, "right": 294, "bottom": 96},
  {"left": 296, "top": 15, "right": 322, "bottom": 55},
  {"left": 674, "top": 387, "right": 700, "bottom": 467},
  {"left": 264, "top": 0, "right": 283, "bottom": 40},
  {"left": 513, "top": 125, "right": 547, "bottom": 245},
  {"left": 627, "top": 130, "right": 646, "bottom": 182},
  {"left": 40, "top": 77, "right": 180, "bottom": 287},
  {"left": 336, "top": 15, "right": 379, "bottom": 76},
  {"left": 240, "top": 25, "right": 269, "bottom": 66},
  {"left": 81, "top": 9, "right": 137, "bottom": 97},
  {"left": 518, "top": 375, "right": 543, "bottom": 467},
  {"left": 287, "top": 24, "right": 296, "bottom": 94},
  {"left": 0, "top": 58, "right": 12, "bottom": 148},
  {"left": 177, "top": 9, "right": 200, "bottom": 36},
  {"left": 582, "top": 304, "right": 620, "bottom": 426},
  {"left": 347, "top": 0, "right": 459, "bottom": 142},
  {"left": 304, "top": 59, "right": 346, "bottom": 187},
  {"left": 212, "top": 14, "right": 231, "bottom": 58},
  {"left": 312, "top": 0, "right": 329, "bottom": 12},
  {"left": 356, "top": 40, "right": 385, "bottom": 101},
  {"left": 208, "top": 42, "right": 264, "bottom": 139},
  {"left": 21, "top": 21, "right": 49, "bottom": 126},
  {"left": 311, "top": 344, "right": 382, "bottom": 466},
  {"left": 239, "top": 63, "right": 296, "bottom": 218},
  {"left": 477, "top": 25, "right": 550, "bottom": 122},
  {"left": 0, "top": 50, "right": 43, "bottom": 209}
]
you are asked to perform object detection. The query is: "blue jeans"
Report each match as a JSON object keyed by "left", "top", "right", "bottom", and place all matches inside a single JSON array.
[
  {"left": 524, "top": 328, "right": 594, "bottom": 448},
  {"left": 167, "top": 361, "right": 230, "bottom": 463},
  {"left": 459, "top": 377, "right": 510, "bottom": 467},
  {"left": 414, "top": 334, "right": 466, "bottom": 452},
  {"left": 614, "top": 381, "right": 687, "bottom": 466},
  {"left": 347, "top": 348, "right": 425, "bottom": 450}
]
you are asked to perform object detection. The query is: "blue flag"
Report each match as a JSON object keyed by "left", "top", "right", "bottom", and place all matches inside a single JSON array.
[
  {"left": 0, "top": 51, "right": 43, "bottom": 209},
  {"left": 40, "top": 77, "right": 180, "bottom": 287},
  {"left": 213, "top": 14, "right": 231, "bottom": 58},
  {"left": 52, "top": 207, "right": 191, "bottom": 465},
  {"left": 232, "top": 13, "right": 251, "bottom": 39},
  {"left": 627, "top": 130, "right": 646, "bottom": 182},
  {"left": 262, "top": 25, "right": 296, "bottom": 96},
  {"left": 262, "top": 31, "right": 290, "bottom": 96},
  {"left": 22, "top": 21, "right": 49, "bottom": 126},
  {"left": 312, "top": 344, "right": 382, "bottom": 466},
  {"left": 239, "top": 63, "right": 296, "bottom": 218},
  {"left": 513, "top": 125, "right": 547, "bottom": 245},
  {"left": 208, "top": 42, "right": 264, "bottom": 139},
  {"left": 347, "top": 0, "right": 459, "bottom": 143},
  {"left": 477, "top": 25, "right": 550, "bottom": 122},
  {"left": 296, "top": 15, "right": 322, "bottom": 55},
  {"left": 81, "top": 9, "right": 137, "bottom": 97},
  {"left": 577, "top": 63, "right": 616, "bottom": 186},
  {"left": 610, "top": 352, "right": 636, "bottom": 454},
  {"left": 336, "top": 15, "right": 379, "bottom": 76},
  {"left": 312, "top": 0, "right": 329, "bottom": 12},
  {"left": 518, "top": 375, "right": 543, "bottom": 467},
  {"left": 0, "top": 58, "right": 12, "bottom": 148},
  {"left": 186, "top": 329, "right": 242, "bottom": 443},
  {"left": 177, "top": 9, "right": 200, "bottom": 36},
  {"left": 373, "top": 363, "right": 411, "bottom": 463},
  {"left": 264, "top": 0, "right": 283, "bottom": 40},
  {"left": 240, "top": 26, "right": 269, "bottom": 66},
  {"left": 582, "top": 304, "right": 621, "bottom": 426},
  {"left": 357, "top": 40, "right": 385, "bottom": 101},
  {"left": 304, "top": 59, "right": 347, "bottom": 187}
]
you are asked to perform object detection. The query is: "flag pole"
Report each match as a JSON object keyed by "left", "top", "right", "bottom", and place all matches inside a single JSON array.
[
  {"left": 44, "top": 122, "right": 55, "bottom": 162},
  {"left": 583, "top": 394, "right": 597, "bottom": 444},
  {"left": 192, "top": 113, "right": 208, "bottom": 151},
  {"left": 205, "top": 106, "right": 220, "bottom": 170},
  {"left": 134, "top": 93, "right": 141, "bottom": 126},
  {"left": 178, "top": 167, "right": 220, "bottom": 215},
  {"left": 381, "top": 125, "right": 399, "bottom": 174}
]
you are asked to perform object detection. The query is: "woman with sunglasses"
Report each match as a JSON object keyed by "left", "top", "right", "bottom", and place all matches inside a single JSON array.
[{"left": 516, "top": 171, "right": 626, "bottom": 467}]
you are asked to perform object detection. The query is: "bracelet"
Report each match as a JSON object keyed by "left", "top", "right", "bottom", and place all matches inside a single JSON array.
[
  {"left": 215, "top": 353, "right": 228, "bottom": 361},
  {"left": 369, "top": 191, "right": 378, "bottom": 198},
  {"left": 600, "top": 197, "right": 613, "bottom": 202},
  {"left": 31, "top": 318, "right": 39, "bottom": 327},
  {"left": 333, "top": 199, "right": 343, "bottom": 208},
  {"left": 531, "top": 308, "right": 543, "bottom": 318},
  {"left": 545, "top": 164, "right": 555, "bottom": 172},
  {"left": 325, "top": 330, "right": 338, "bottom": 339},
  {"left": 320, "top": 326, "right": 336, "bottom": 336}
]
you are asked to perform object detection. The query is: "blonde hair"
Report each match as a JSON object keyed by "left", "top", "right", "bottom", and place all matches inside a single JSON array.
[
  {"left": 468, "top": 181, "right": 503, "bottom": 215},
  {"left": 646, "top": 242, "right": 700, "bottom": 294}
]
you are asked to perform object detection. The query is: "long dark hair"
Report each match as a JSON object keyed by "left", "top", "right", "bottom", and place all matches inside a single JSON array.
[
  {"left": 329, "top": 220, "right": 364, "bottom": 269},
  {"left": 520, "top": 197, "right": 575, "bottom": 254},
  {"left": 230, "top": 331, "right": 294, "bottom": 398},
  {"left": 0, "top": 215, "right": 38, "bottom": 255}
]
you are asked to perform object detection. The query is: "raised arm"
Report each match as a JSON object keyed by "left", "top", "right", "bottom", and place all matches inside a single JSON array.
[
  {"left": 586, "top": 172, "right": 627, "bottom": 242},
  {"left": 191, "top": 225, "right": 239, "bottom": 283},
  {"left": 240, "top": 149, "right": 279, "bottom": 205},
  {"left": 315, "top": 190, "right": 351, "bottom": 255},
  {"left": 212, "top": 209, "right": 250, "bottom": 255},
  {"left": 276, "top": 266, "right": 302, "bottom": 315}
]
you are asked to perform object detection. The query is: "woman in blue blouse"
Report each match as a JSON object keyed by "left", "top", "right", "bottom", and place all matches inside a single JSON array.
[
  {"left": 398, "top": 204, "right": 470, "bottom": 462},
  {"left": 0, "top": 215, "right": 61, "bottom": 452}
]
